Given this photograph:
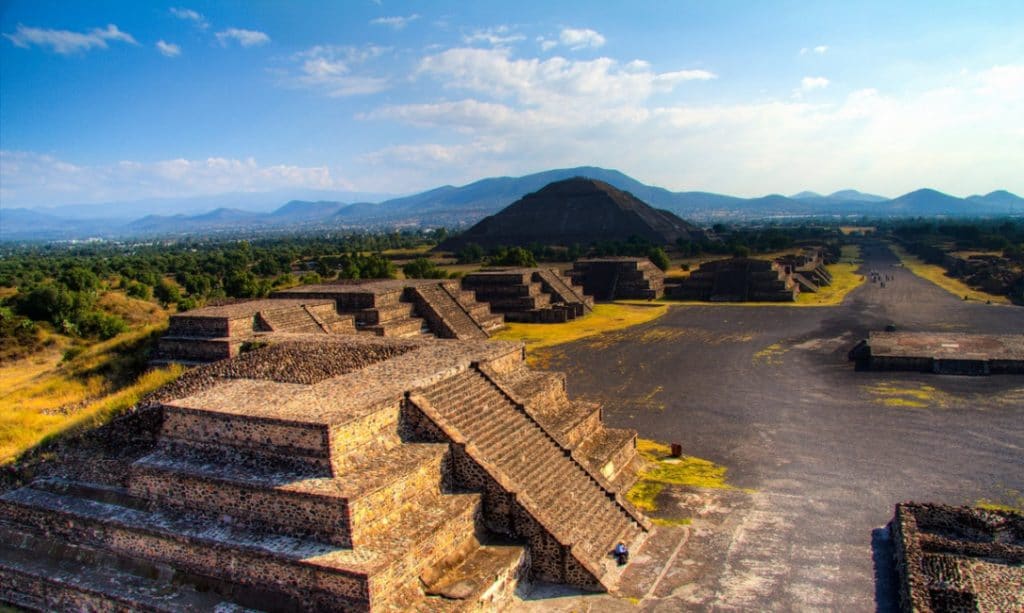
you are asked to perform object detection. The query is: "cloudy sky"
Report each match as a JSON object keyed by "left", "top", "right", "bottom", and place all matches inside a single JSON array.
[{"left": 2, "top": 1, "right": 1023, "bottom": 208}]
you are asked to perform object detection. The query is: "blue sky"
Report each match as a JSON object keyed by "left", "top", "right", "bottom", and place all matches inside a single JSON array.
[{"left": 2, "top": 1, "right": 1022, "bottom": 209}]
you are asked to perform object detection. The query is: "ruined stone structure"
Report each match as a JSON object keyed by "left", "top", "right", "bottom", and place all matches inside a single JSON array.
[
  {"left": 775, "top": 248, "right": 834, "bottom": 293},
  {"left": 569, "top": 257, "right": 666, "bottom": 301},
  {"left": 156, "top": 299, "right": 357, "bottom": 362},
  {"left": 669, "top": 257, "right": 800, "bottom": 302},
  {"left": 438, "top": 177, "right": 705, "bottom": 251},
  {"left": 891, "top": 503, "right": 1023, "bottom": 612},
  {"left": 462, "top": 268, "right": 594, "bottom": 323},
  {"left": 157, "top": 280, "right": 504, "bottom": 363},
  {"left": 849, "top": 331, "right": 1024, "bottom": 375},
  {"left": 0, "top": 335, "right": 648, "bottom": 610}
]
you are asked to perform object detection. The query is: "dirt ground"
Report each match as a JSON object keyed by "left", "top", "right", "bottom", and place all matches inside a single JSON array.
[{"left": 512, "top": 241, "right": 1024, "bottom": 611}]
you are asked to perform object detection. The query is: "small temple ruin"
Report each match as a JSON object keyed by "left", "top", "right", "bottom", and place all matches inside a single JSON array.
[
  {"left": 891, "top": 503, "right": 1023, "bottom": 612},
  {"left": 156, "top": 279, "right": 505, "bottom": 363},
  {"left": 569, "top": 257, "right": 666, "bottom": 300},
  {"left": 669, "top": 247, "right": 834, "bottom": 302},
  {"left": 849, "top": 331, "right": 1024, "bottom": 375},
  {"left": 462, "top": 267, "right": 593, "bottom": 323}
]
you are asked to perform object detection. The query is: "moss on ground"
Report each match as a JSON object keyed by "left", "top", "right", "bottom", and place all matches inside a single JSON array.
[
  {"left": 864, "top": 382, "right": 946, "bottom": 410},
  {"left": 626, "top": 439, "right": 746, "bottom": 516},
  {"left": 889, "top": 243, "right": 1011, "bottom": 304}
]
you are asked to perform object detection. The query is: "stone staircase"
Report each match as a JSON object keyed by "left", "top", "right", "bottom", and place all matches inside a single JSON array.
[
  {"left": 155, "top": 299, "right": 354, "bottom": 364},
  {"left": 409, "top": 367, "right": 647, "bottom": 589},
  {"left": 533, "top": 269, "right": 594, "bottom": 318},
  {"left": 258, "top": 304, "right": 328, "bottom": 334},
  {"left": 571, "top": 258, "right": 665, "bottom": 301},
  {"left": 407, "top": 283, "right": 493, "bottom": 340},
  {"left": 462, "top": 269, "right": 584, "bottom": 323},
  {"left": 0, "top": 382, "right": 527, "bottom": 611}
]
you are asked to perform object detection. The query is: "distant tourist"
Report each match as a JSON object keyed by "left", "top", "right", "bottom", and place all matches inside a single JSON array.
[{"left": 614, "top": 542, "right": 629, "bottom": 565}]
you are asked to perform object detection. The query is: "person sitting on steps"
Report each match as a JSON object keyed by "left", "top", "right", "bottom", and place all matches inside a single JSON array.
[{"left": 613, "top": 542, "right": 629, "bottom": 566}]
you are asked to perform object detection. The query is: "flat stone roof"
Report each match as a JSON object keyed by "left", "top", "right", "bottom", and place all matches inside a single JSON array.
[
  {"left": 274, "top": 279, "right": 444, "bottom": 296},
  {"left": 173, "top": 299, "right": 335, "bottom": 319},
  {"left": 868, "top": 331, "right": 1024, "bottom": 361},
  {"left": 165, "top": 336, "right": 523, "bottom": 426}
]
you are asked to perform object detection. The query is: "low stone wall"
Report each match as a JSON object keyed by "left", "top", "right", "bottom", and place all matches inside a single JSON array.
[{"left": 891, "top": 502, "right": 1024, "bottom": 613}]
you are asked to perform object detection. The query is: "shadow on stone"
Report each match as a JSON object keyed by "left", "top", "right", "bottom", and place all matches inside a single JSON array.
[{"left": 871, "top": 525, "right": 899, "bottom": 613}]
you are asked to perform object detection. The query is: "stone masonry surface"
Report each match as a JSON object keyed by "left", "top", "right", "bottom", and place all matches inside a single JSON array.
[
  {"left": 891, "top": 502, "right": 1023, "bottom": 612},
  {"left": 1, "top": 332, "right": 645, "bottom": 611}
]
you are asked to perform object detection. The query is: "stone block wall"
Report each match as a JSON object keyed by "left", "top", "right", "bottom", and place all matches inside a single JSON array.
[{"left": 891, "top": 502, "right": 1024, "bottom": 613}]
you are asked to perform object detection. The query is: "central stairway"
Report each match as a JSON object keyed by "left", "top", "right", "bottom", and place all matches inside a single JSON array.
[{"left": 410, "top": 367, "right": 647, "bottom": 588}]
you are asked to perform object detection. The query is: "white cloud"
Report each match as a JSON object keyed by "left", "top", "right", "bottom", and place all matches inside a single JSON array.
[
  {"left": 464, "top": 26, "right": 524, "bottom": 46},
  {"left": 357, "top": 55, "right": 1024, "bottom": 197},
  {"left": 156, "top": 40, "right": 181, "bottom": 57},
  {"left": 170, "top": 7, "right": 208, "bottom": 29},
  {"left": 559, "top": 28, "right": 606, "bottom": 50},
  {"left": 799, "top": 76, "right": 830, "bottom": 91},
  {"left": 800, "top": 45, "right": 828, "bottom": 55},
  {"left": 0, "top": 151, "right": 349, "bottom": 207},
  {"left": 282, "top": 45, "right": 390, "bottom": 96},
  {"left": 3, "top": 23, "right": 137, "bottom": 54},
  {"left": 537, "top": 37, "right": 557, "bottom": 52},
  {"left": 417, "top": 47, "right": 716, "bottom": 109},
  {"left": 216, "top": 28, "right": 270, "bottom": 47},
  {"left": 370, "top": 14, "right": 420, "bottom": 30}
]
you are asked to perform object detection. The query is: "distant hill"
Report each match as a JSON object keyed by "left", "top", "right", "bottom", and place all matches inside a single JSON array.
[
  {"left": 438, "top": 177, "right": 705, "bottom": 250},
  {"left": 1, "top": 166, "right": 1021, "bottom": 241}
]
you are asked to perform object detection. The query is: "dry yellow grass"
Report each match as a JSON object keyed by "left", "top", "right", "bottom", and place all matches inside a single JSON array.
[
  {"left": 890, "top": 243, "right": 1011, "bottom": 304},
  {"left": 490, "top": 302, "right": 669, "bottom": 352},
  {"left": 97, "top": 290, "right": 171, "bottom": 326},
  {"left": 0, "top": 323, "right": 176, "bottom": 464}
]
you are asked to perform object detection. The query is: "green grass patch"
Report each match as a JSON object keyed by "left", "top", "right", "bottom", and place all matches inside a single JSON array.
[
  {"left": 626, "top": 439, "right": 746, "bottom": 515},
  {"left": 490, "top": 302, "right": 669, "bottom": 352},
  {"left": 890, "top": 243, "right": 1011, "bottom": 304}
]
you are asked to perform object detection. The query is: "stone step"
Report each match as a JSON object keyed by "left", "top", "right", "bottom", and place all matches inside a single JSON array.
[
  {"left": 129, "top": 441, "right": 450, "bottom": 548},
  {"left": 576, "top": 427, "right": 639, "bottom": 483},
  {"left": 365, "top": 315, "right": 427, "bottom": 338},
  {"left": 478, "top": 294, "right": 552, "bottom": 312},
  {"left": 0, "top": 522, "right": 282, "bottom": 612},
  {"left": 160, "top": 406, "right": 335, "bottom": 469},
  {"left": 420, "top": 540, "right": 528, "bottom": 609},
  {"left": 0, "top": 481, "right": 483, "bottom": 610},
  {"left": 410, "top": 285, "right": 489, "bottom": 341},
  {"left": 357, "top": 302, "right": 416, "bottom": 325},
  {"left": 418, "top": 368, "right": 642, "bottom": 586},
  {"left": 258, "top": 307, "right": 324, "bottom": 335}
]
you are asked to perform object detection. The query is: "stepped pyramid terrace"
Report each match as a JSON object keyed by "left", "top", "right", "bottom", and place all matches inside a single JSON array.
[
  {"left": 156, "top": 279, "right": 505, "bottom": 364},
  {"left": 0, "top": 332, "right": 649, "bottom": 611},
  {"left": 570, "top": 257, "right": 666, "bottom": 300},
  {"left": 462, "top": 267, "right": 594, "bottom": 323}
]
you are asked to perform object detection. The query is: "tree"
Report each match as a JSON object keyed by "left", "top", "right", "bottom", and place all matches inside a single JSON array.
[
  {"left": 154, "top": 279, "right": 182, "bottom": 306},
  {"left": 647, "top": 247, "right": 671, "bottom": 271},
  {"left": 457, "top": 243, "right": 485, "bottom": 264},
  {"left": 58, "top": 267, "right": 100, "bottom": 292},
  {"left": 403, "top": 257, "right": 448, "bottom": 279},
  {"left": 489, "top": 247, "right": 537, "bottom": 267}
]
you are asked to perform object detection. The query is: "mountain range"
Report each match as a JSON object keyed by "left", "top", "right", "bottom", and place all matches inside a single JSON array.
[{"left": 1, "top": 167, "right": 1021, "bottom": 241}]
